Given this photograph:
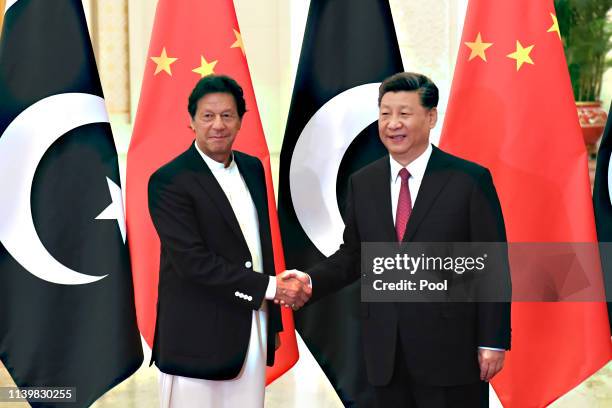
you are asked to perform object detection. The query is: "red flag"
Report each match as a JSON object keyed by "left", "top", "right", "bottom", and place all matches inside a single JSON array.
[
  {"left": 441, "top": 0, "right": 612, "bottom": 406},
  {"left": 126, "top": 0, "right": 298, "bottom": 383}
]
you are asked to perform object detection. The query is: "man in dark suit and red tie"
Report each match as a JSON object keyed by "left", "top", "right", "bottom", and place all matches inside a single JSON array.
[{"left": 282, "top": 72, "right": 511, "bottom": 407}]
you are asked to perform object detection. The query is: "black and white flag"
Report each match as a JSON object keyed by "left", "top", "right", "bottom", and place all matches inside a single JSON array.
[
  {"left": 0, "top": 1, "right": 142, "bottom": 406},
  {"left": 278, "top": 0, "right": 403, "bottom": 405}
]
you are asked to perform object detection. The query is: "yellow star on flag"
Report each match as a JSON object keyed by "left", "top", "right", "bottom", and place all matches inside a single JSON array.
[
  {"left": 150, "top": 47, "right": 178, "bottom": 76},
  {"left": 507, "top": 40, "right": 535, "bottom": 71},
  {"left": 231, "top": 29, "right": 245, "bottom": 55},
  {"left": 465, "top": 32, "right": 493, "bottom": 61},
  {"left": 192, "top": 56, "right": 218, "bottom": 77},
  {"left": 547, "top": 13, "right": 561, "bottom": 40}
]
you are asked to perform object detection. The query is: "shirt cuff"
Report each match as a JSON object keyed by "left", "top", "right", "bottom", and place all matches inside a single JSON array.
[
  {"left": 478, "top": 346, "right": 505, "bottom": 351},
  {"left": 265, "top": 276, "right": 277, "bottom": 300}
]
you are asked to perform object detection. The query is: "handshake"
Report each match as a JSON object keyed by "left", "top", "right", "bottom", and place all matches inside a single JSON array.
[{"left": 273, "top": 269, "right": 312, "bottom": 311}]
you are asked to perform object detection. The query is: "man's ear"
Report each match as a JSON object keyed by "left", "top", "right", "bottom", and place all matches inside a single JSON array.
[{"left": 429, "top": 107, "right": 438, "bottom": 129}]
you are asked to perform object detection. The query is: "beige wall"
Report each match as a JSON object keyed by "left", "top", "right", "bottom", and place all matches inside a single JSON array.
[
  {"left": 0, "top": 0, "right": 5, "bottom": 31},
  {"left": 94, "top": 0, "right": 130, "bottom": 118},
  {"left": 127, "top": 0, "right": 156, "bottom": 121}
]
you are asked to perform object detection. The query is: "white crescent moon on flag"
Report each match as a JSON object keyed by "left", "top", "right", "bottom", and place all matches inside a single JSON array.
[
  {"left": 289, "top": 83, "right": 380, "bottom": 256},
  {"left": 0, "top": 93, "right": 109, "bottom": 285},
  {"left": 4, "top": 0, "right": 19, "bottom": 14}
]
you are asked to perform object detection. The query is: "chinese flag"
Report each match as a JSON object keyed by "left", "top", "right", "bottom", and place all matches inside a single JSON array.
[
  {"left": 440, "top": 0, "right": 612, "bottom": 406},
  {"left": 126, "top": 0, "right": 298, "bottom": 383}
]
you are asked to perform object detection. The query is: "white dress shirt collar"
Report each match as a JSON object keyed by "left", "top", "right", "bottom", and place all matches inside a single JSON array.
[
  {"left": 194, "top": 141, "right": 235, "bottom": 172},
  {"left": 389, "top": 143, "right": 432, "bottom": 182},
  {"left": 389, "top": 144, "right": 433, "bottom": 225}
]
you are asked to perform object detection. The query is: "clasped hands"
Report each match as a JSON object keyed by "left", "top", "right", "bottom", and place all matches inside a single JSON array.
[{"left": 274, "top": 269, "right": 311, "bottom": 311}]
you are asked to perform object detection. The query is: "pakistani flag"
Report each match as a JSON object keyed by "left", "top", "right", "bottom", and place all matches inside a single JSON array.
[
  {"left": 0, "top": 1, "right": 142, "bottom": 407},
  {"left": 277, "top": 0, "right": 403, "bottom": 405},
  {"left": 593, "top": 104, "right": 612, "bottom": 330}
]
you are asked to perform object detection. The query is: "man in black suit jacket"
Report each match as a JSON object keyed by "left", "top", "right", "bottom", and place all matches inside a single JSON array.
[
  {"left": 148, "top": 75, "right": 311, "bottom": 407},
  {"left": 283, "top": 72, "right": 511, "bottom": 407}
]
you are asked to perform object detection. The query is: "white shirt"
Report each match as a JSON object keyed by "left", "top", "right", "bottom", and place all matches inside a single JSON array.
[
  {"left": 196, "top": 145, "right": 277, "bottom": 300},
  {"left": 199, "top": 150, "right": 263, "bottom": 272},
  {"left": 389, "top": 144, "right": 432, "bottom": 225}
]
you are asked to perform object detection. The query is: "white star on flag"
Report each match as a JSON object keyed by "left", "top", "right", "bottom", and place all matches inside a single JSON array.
[{"left": 96, "top": 177, "right": 127, "bottom": 243}]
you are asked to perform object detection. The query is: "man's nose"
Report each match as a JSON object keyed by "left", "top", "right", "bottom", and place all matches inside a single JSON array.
[
  {"left": 387, "top": 116, "right": 402, "bottom": 129},
  {"left": 212, "top": 115, "right": 225, "bottom": 129}
]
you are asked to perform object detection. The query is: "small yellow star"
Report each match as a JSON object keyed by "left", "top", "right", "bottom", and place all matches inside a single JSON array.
[
  {"left": 547, "top": 13, "right": 561, "bottom": 40},
  {"left": 192, "top": 56, "right": 218, "bottom": 77},
  {"left": 464, "top": 32, "right": 493, "bottom": 62},
  {"left": 150, "top": 47, "right": 178, "bottom": 76},
  {"left": 506, "top": 40, "right": 535, "bottom": 71},
  {"left": 231, "top": 29, "right": 245, "bottom": 55}
]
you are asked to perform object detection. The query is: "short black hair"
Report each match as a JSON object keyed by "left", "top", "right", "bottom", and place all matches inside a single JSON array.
[
  {"left": 188, "top": 75, "right": 247, "bottom": 119},
  {"left": 378, "top": 72, "right": 438, "bottom": 109}
]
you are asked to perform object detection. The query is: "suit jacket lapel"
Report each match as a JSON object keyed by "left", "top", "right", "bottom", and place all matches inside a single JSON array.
[
  {"left": 185, "top": 145, "right": 247, "bottom": 245},
  {"left": 404, "top": 146, "right": 453, "bottom": 242},
  {"left": 234, "top": 153, "right": 269, "bottom": 235},
  {"left": 369, "top": 156, "right": 397, "bottom": 242}
]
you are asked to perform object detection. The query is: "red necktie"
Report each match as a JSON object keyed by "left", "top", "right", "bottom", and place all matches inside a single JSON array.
[{"left": 395, "top": 168, "right": 412, "bottom": 242}]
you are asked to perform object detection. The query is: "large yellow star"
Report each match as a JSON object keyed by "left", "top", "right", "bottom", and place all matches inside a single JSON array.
[
  {"left": 192, "top": 56, "right": 218, "bottom": 77},
  {"left": 231, "top": 29, "right": 245, "bottom": 55},
  {"left": 506, "top": 40, "right": 535, "bottom": 71},
  {"left": 150, "top": 47, "right": 178, "bottom": 76},
  {"left": 464, "top": 32, "right": 493, "bottom": 61},
  {"left": 547, "top": 13, "right": 561, "bottom": 40}
]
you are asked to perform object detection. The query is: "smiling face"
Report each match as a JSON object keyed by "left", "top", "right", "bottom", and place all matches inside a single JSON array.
[
  {"left": 378, "top": 90, "right": 437, "bottom": 166},
  {"left": 191, "top": 92, "right": 242, "bottom": 165}
]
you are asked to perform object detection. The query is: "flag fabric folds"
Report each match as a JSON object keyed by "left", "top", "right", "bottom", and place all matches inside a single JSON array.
[
  {"left": 593, "top": 106, "right": 612, "bottom": 330},
  {"left": 126, "top": 0, "right": 297, "bottom": 383},
  {"left": 440, "top": 0, "right": 612, "bottom": 406},
  {"left": 277, "top": 0, "right": 403, "bottom": 405},
  {"left": 0, "top": 0, "right": 143, "bottom": 407}
]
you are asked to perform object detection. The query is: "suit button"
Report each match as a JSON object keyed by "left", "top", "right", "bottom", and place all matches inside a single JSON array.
[{"left": 245, "top": 261, "right": 252, "bottom": 268}]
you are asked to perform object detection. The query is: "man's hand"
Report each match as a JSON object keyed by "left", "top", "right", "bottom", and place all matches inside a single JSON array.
[
  {"left": 478, "top": 349, "right": 505, "bottom": 381},
  {"left": 281, "top": 269, "right": 311, "bottom": 285},
  {"left": 274, "top": 270, "right": 312, "bottom": 310}
]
